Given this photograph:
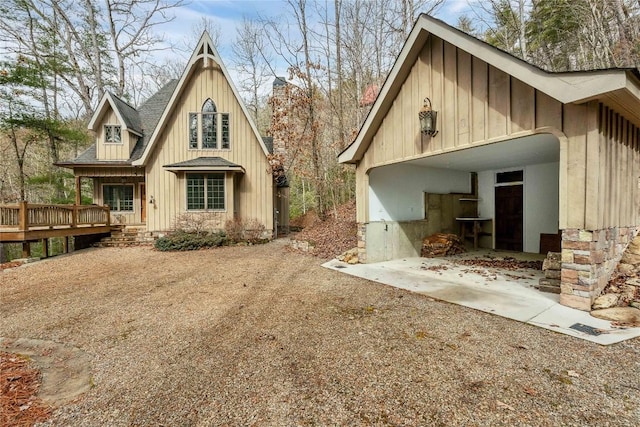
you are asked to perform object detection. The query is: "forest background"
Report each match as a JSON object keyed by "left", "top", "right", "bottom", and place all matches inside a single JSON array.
[{"left": 1, "top": 0, "right": 639, "bottom": 221}]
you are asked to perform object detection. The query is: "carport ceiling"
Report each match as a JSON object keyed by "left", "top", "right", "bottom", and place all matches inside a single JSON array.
[{"left": 407, "top": 134, "right": 559, "bottom": 172}]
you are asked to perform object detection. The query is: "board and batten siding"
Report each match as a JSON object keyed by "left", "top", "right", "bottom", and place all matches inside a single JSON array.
[
  {"left": 95, "top": 108, "right": 136, "bottom": 161},
  {"left": 356, "top": 34, "right": 640, "bottom": 231},
  {"left": 144, "top": 63, "right": 273, "bottom": 233}
]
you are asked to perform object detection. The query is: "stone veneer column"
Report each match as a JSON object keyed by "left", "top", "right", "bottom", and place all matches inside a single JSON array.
[
  {"left": 560, "top": 227, "right": 637, "bottom": 311},
  {"left": 357, "top": 223, "right": 367, "bottom": 263}
]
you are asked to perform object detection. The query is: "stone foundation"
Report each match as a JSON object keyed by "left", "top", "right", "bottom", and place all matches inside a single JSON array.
[
  {"left": 357, "top": 223, "right": 367, "bottom": 264},
  {"left": 560, "top": 227, "right": 638, "bottom": 311}
]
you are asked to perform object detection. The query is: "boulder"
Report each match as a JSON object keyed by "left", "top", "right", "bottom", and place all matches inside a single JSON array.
[
  {"left": 590, "top": 307, "right": 640, "bottom": 325},
  {"left": 617, "top": 263, "right": 635, "bottom": 275},
  {"left": 621, "top": 253, "right": 640, "bottom": 265},
  {"left": 621, "top": 285, "right": 638, "bottom": 302},
  {"left": 591, "top": 293, "right": 620, "bottom": 310}
]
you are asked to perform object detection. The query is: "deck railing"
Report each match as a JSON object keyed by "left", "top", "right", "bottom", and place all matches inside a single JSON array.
[{"left": 0, "top": 202, "right": 110, "bottom": 231}]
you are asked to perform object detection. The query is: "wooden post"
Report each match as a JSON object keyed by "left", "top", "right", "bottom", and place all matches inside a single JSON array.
[
  {"left": 71, "top": 205, "right": 77, "bottom": 227},
  {"left": 41, "top": 238, "right": 48, "bottom": 258},
  {"left": 22, "top": 242, "right": 30, "bottom": 258},
  {"left": 75, "top": 176, "right": 81, "bottom": 205},
  {"left": 63, "top": 236, "right": 69, "bottom": 253},
  {"left": 19, "top": 201, "right": 28, "bottom": 231}
]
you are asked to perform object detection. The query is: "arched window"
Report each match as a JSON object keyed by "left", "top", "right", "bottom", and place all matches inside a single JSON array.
[{"left": 202, "top": 99, "right": 217, "bottom": 148}]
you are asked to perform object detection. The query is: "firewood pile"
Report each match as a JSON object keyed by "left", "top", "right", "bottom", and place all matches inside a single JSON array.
[{"left": 421, "top": 233, "right": 465, "bottom": 257}]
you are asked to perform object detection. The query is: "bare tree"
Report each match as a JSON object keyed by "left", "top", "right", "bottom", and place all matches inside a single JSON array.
[{"left": 233, "top": 17, "right": 273, "bottom": 129}]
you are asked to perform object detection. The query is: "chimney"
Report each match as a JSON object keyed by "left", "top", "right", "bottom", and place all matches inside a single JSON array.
[{"left": 271, "top": 76, "right": 288, "bottom": 159}]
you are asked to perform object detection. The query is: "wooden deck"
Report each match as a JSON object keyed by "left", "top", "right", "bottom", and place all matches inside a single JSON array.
[{"left": 0, "top": 202, "right": 112, "bottom": 257}]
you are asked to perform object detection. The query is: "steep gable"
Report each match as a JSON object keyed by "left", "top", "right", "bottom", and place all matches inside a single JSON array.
[{"left": 132, "top": 32, "right": 269, "bottom": 166}]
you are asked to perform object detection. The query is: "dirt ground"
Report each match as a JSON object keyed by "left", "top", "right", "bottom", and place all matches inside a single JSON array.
[{"left": 1, "top": 240, "right": 640, "bottom": 426}]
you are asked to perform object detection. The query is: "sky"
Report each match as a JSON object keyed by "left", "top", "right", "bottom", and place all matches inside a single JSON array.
[{"left": 161, "top": 0, "right": 477, "bottom": 77}]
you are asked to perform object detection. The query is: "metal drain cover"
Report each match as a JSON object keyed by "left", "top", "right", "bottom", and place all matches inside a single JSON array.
[{"left": 570, "top": 323, "right": 603, "bottom": 336}]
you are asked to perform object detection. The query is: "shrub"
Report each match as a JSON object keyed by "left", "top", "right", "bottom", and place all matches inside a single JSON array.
[
  {"left": 171, "top": 212, "right": 220, "bottom": 234},
  {"left": 224, "top": 218, "right": 267, "bottom": 243},
  {"left": 154, "top": 231, "right": 227, "bottom": 251}
]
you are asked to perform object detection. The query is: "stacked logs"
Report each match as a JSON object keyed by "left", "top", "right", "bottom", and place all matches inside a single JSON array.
[{"left": 421, "top": 233, "right": 466, "bottom": 257}]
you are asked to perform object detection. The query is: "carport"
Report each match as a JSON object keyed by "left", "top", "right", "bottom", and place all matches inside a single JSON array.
[
  {"left": 339, "top": 15, "right": 640, "bottom": 311},
  {"left": 366, "top": 134, "right": 560, "bottom": 262}
]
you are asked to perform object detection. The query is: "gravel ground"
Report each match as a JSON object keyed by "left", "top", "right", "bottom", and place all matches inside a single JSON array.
[{"left": 1, "top": 240, "right": 640, "bottom": 426}]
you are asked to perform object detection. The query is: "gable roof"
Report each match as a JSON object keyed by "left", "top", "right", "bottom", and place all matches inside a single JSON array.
[
  {"left": 88, "top": 92, "right": 142, "bottom": 136},
  {"left": 132, "top": 32, "right": 270, "bottom": 166},
  {"left": 58, "top": 80, "right": 178, "bottom": 167},
  {"left": 339, "top": 14, "right": 640, "bottom": 164}
]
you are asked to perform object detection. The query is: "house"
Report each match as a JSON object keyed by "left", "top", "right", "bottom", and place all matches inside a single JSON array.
[
  {"left": 338, "top": 14, "right": 640, "bottom": 311},
  {"left": 58, "top": 32, "right": 288, "bottom": 238}
]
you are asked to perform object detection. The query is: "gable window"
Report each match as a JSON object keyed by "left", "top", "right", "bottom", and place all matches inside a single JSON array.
[
  {"left": 104, "top": 125, "right": 122, "bottom": 143},
  {"left": 221, "top": 113, "right": 230, "bottom": 149},
  {"left": 186, "top": 173, "right": 225, "bottom": 210},
  {"left": 103, "top": 185, "right": 134, "bottom": 211},
  {"left": 188, "top": 99, "right": 230, "bottom": 150},
  {"left": 202, "top": 99, "right": 217, "bottom": 148},
  {"left": 189, "top": 113, "right": 198, "bottom": 149}
]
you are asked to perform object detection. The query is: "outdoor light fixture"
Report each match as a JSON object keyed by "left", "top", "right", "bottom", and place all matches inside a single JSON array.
[{"left": 419, "top": 97, "right": 438, "bottom": 137}]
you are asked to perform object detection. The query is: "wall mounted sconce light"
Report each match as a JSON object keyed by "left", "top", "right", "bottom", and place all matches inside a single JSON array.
[
  {"left": 149, "top": 195, "right": 155, "bottom": 204},
  {"left": 419, "top": 97, "right": 438, "bottom": 137}
]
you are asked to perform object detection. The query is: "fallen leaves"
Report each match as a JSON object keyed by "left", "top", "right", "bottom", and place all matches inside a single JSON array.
[
  {"left": 0, "top": 351, "right": 52, "bottom": 426},
  {"left": 289, "top": 201, "right": 357, "bottom": 259}
]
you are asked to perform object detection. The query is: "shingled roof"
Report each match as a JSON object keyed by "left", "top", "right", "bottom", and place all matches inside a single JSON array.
[
  {"left": 110, "top": 94, "right": 142, "bottom": 134},
  {"left": 59, "top": 80, "right": 178, "bottom": 166},
  {"left": 163, "top": 156, "right": 245, "bottom": 173}
]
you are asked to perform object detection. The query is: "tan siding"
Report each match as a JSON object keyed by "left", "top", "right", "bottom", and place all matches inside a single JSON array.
[
  {"left": 487, "top": 65, "right": 509, "bottom": 139},
  {"left": 471, "top": 57, "right": 488, "bottom": 143},
  {"left": 535, "top": 91, "right": 562, "bottom": 130},
  {"left": 361, "top": 37, "right": 560, "bottom": 173},
  {"left": 562, "top": 103, "right": 588, "bottom": 229},
  {"left": 430, "top": 37, "right": 444, "bottom": 152},
  {"left": 95, "top": 109, "right": 133, "bottom": 161},
  {"left": 144, "top": 64, "right": 273, "bottom": 233},
  {"left": 443, "top": 41, "right": 457, "bottom": 150},
  {"left": 595, "top": 105, "right": 640, "bottom": 228},
  {"left": 511, "top": 78, "right": 535, "bottom": 133},
  {"left": 456, "top": 49, "right": 471, "bottom": 146},
  {"left": 584, "top": 101, "right": 600, "bottom": 230}
]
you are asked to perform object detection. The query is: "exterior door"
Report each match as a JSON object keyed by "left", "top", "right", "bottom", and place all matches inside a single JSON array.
[
  {"left": 140, "top": 184, "right": 146, "bottom": 223},
  {"left": 495, "top": 184, "right": 523, "bottom": 251}
]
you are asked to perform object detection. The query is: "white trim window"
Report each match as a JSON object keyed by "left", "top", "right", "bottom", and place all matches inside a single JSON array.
[
  {"left": 103, "top": 184, "right": 134, "bottom": 211},
  {"left": 104, "top": 125, "right": 122, "bottom": 143},
  {"left": 186, "top": 173, "right": 225, "bottom": 210},
  {"left": 188, "top": 99, "right": 230, "bottom": 150}
]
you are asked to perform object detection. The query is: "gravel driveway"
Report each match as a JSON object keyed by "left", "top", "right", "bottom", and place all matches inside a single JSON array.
[{"left": 1, "top": 240, "right": 639, "bottom": 426}]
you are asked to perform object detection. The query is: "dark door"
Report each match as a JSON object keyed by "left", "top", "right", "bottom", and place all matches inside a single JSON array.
[
  {"left": 140, "top": 184, "right": 146, "bottom": 223},
  {"left": 495, "top": 184, "right": 523, "bottom": 251}
]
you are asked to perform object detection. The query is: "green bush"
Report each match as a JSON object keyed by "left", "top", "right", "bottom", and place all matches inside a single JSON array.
[{"left": 154, "top": 231, "right": 228, "bottom": 251}]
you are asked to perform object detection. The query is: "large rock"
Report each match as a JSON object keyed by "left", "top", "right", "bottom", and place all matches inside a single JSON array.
[
  {"left": 620, "top": 236, "right": 640, "bottom": 265},
  {"left": 590, "top": 307, "right": 640, "bottom": 325},
  {"left": 617, "top": 263, "right": 636, "bottom": 275},
  {"left": 591, "top": 293, "right": 620, "bottom": 310}
]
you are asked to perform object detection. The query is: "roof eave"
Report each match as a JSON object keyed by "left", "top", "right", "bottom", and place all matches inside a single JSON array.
[
  {"left": 163, "top": 165, "right": 246, "bottom": 174},
  {"left": 55, "top": 161, "right": 133, "bottom": 168}
]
